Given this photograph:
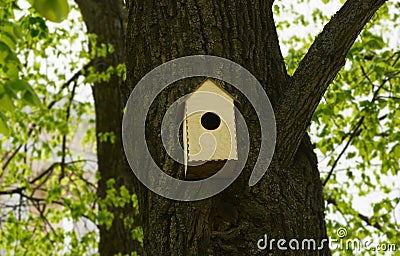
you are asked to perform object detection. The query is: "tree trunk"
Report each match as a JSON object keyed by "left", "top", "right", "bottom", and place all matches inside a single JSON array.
[
  {"left": 75, "top": 1, "right": 143, "bottom": 255},
  {"left": 123, "top": 0, "right": 386, "bottom": 255},
  {"left": 73, "top": 0, "right": 386, "bottom": 254},
  {"left": 124, "top": 1, "right": 323, "bottom": 255}
]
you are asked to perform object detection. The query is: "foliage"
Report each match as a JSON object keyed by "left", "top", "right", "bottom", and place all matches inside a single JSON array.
[
  {"left": 0, "top": 0, "right": 137, "bottom": 255},
  {"left": 275, "top": 0, "right": 399, "bottom": 255},
  {"left": 0, "top": 0, "right": 43, "bottom": 136}
]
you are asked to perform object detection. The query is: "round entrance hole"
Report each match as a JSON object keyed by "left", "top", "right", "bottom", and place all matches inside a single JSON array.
[{"left": 201, "top": 112, "right": 221, "bottom": 130}]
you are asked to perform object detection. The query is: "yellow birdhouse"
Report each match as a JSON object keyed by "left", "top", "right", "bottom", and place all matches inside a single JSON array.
[{"left": 183, "top": 78, "right": 238, "bottom": 180}]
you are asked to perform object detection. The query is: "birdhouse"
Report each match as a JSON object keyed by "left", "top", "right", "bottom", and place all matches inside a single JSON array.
[{"left": 183, "top": 78, "right": 238, "bottom": 180}]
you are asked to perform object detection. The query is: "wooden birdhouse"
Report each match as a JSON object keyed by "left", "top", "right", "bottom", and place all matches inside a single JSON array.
[{"left": 183, "top": 78, "right": 238, "bottom": 180}]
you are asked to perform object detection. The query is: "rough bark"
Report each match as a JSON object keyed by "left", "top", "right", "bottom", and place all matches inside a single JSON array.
[
  {"left": 75, "top": 1, "right": 143, "bottom": 255},
  {"left": 123, "top": 0, "right": 387, "bottom": 255}
]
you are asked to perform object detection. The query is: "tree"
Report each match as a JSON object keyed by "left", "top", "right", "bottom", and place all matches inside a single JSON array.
[
  {"left": 1, "top": 0, "right": 399, "bottom": 255},
  {"left": 74, "top": 1, "right": 143, "bottom": 255},
  {"left": 121, "top": 0, "right": 389, "bottom": 255}
]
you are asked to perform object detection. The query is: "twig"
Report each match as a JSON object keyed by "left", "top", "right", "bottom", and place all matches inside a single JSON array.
[
  {"left": 359, "top": 63, "right": 375, "bottom": 90},
  {"left": 60, "top": 80, "right": 78, "bottom": 180},
  {"left": 327, "top": 197, "right": 383, "bottom": 231},
  {"left": 1, "top": 62, "right": 91, "bottom": 171},
  {"left": 0, "top": 160, "right": 89, "bottom": 196},
  {"left": 323, "top": 116, "right": 364, "bottom": 186},
  {"left": 47, "top": 62, "right": 91, "bottom": 109},
  {"left": 323, "top": 64, "right": 399, "bottom": 186}
]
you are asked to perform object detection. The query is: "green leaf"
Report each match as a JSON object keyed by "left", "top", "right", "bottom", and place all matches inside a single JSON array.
[
  {"left": 33, "top": 0, "right": 69, "bottom": 23},
  {"left": 346, "top": 152, "right": 356, "bottom": 159},
  {"left": 0, "top": 41, "right": 13, "bottom": 63},
  {"left": 2, "top": 82, "right": 18, "bottom": 99},
  {"left": 0, "top": 111, "right": 9, "bottom": 136},
  {"left": 0, "top": 93, "right": 15, "bottom": 112},
  {"left": 0, "top": 21, "right": 22, "bottom": 51},
  {"left": 7, "top": 79, "right": 31, "bottom": 91},
  {"left": 0, "top": 32, "right": 17, "bottom": 51},
  {"left": 0, "top": 42, "right": 22, "bottom": 79},
  {"left": 22, "top": 90, "right": 42, "bottom": 107},
  {"left": 6, "top": 80, "right": 43, "bottom": 108}
]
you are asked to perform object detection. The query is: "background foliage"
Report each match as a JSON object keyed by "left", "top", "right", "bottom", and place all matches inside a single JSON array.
[
  {"left": 275, "top": 1, "right": 400, "bottom": 255},
  {"left": 0, "top": 0, "right": 138, "bottom": 255}
]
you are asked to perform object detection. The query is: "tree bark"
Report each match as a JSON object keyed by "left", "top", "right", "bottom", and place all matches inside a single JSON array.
[
  {"left": 123, "top": 0, "right": 387, "bottom": 255},
  {"left": 75, "top": 1, "right": 143, "bottom": 255}
]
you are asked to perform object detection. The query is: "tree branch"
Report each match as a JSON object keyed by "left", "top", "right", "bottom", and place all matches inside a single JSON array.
[
  {"left": 1, "top": 62, "right": 90, "bottom": 171},
  {"left": 359, "top": 63, "right": 375, "bottom": 90},
  {"left": 60, "top": 80, "right": 78, "bottom": 180},
  {"left": 327, "top": 197, "right": 383, "bottom": 231},
  {"left": 323, "top": 116, "right": 364, "bottom": 186},
  {"left": 323, "top": 57, "right": 397, "bottom": 185},
  {"left": 0, "top": 160, "right": 89, "bottom": 196},
  {"left": 275, "top": 0, "right": 387, "bottom": 164},
  {"left": 47, "top": 62, "right": 91, "bottom": 109}
]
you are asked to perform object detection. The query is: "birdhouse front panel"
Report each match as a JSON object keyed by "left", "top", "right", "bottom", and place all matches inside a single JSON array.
[{"left": 185, "top": 79, "right": 238, "bottom": 163}]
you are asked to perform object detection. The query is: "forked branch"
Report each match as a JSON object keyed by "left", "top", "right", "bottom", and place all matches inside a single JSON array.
[{"left": 276, "top": 0, "right": 387, "bottom": 164}]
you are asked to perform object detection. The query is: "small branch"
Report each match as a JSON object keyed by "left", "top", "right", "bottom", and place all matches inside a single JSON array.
[
  {"left": 2, "top": 62, "right": 91, "bottom": 171},
  {"left": 30, "top": 196, "right": 58, "bottom": 236},
  {"left": 327, "top": 197, "right": 383, "bottom": 231},
  {"left": 29, "top": 162, "right": 58, "bottom": 184},
  {"left": 276, "top": 0, "right": 387, "bottom": 163},
  {"left": 323, "top": 56, "right": 398, "bottom": 185},
  {"left": 379, "top": 96, "right": 400, "bottom": 101},
  {"left": 60, "top": 80, "right": 78, "bottom": 180},
  {"left": 47, "top": 62, "right": 91, "bottom": 109},
  {"left": 370, "top": 63, "right": 400, "bottom": 102},
  {"left": 372, "top": 78, "right": 390, "bottom": 102},
  {"left": 323, "top": 117, "right": 364, "bottom": 186},
  {"left": 390, "top": 52, "right": 400, "bottom": 67},
  {"left": 359, "top": 64, "right": 374, "bottom": 89},
  {"left": 357, "top": 213, "right": 383, "bottom": 231},
  {"left": 0, "top": 187, "right": 24, "bottom": 195},
  {"left": 0, "top": 160, "right": 89, "bottom": 196},
  {"left": 2, "top": 143, "right": 25, "bottom": 170}
]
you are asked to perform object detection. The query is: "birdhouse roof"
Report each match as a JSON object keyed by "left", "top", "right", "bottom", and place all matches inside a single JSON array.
[{"left": 187, "top": 78, "right": 236, "bottom": 102}]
